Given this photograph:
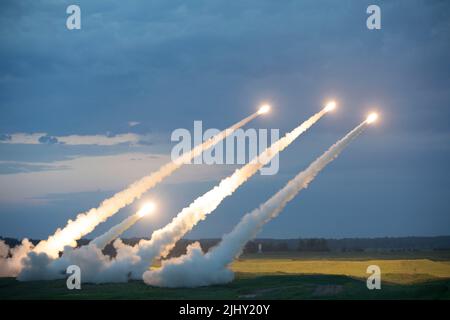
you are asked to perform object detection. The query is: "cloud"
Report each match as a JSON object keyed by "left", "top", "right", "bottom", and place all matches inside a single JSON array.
[
  {"left": 57, "top": 133, "right": 140, "bottom": 146},
  {"left": 128, "top": 121, "right": 140, "bottom": 127},
  {"left": 0, "top": 133, "right": 47, "bottom": 145},
  {"left": 0, "top": 161, "right": 68, "bottom": 175},
  {"left": 1, "top": 0, "right": 449, "bottom": 134},
  {"left": 0, "top": 152, "right": 234, "bottom": 203},
  {"left": 0, "top": 132, "right": 152, "bottom": 146},
  {"left": 38, "top": 135, "right": 58, "bottom": 144},
  {"left": 0, "top": 134, "right": 12, "bottom": 142}
]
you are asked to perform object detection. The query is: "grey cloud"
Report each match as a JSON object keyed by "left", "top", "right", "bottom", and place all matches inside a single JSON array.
[
  {"left": 0, "top": 162, "right": 68, "bottom": 175},
  {"left": 0, "top": 134, "right": 12, "bottom": 142},
  {"left": 38, "top": 135, "right": 59, "bottom": 145}
]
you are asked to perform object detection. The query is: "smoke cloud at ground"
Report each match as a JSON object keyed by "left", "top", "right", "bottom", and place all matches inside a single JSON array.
[{"left": 0, "top": 239, "right": 34, "bottom": 277}]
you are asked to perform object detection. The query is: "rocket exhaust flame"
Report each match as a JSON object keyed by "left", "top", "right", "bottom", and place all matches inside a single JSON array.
[
  {"left": 366, "top": 112, "right": 379, "bottom": 124},
  {"left": 324, "top": 100, "right": 337, "bottom": 112},
  {"left": 142, "top": 119, "right": 371, "bottom": 287},
  {"left": 32, "top": 110, "right": 263, "bottom": 258},
  {"left": 123, "top": 105, "right": 331, "bottom": 279},
  {"left": 257, "top": 104, "right": 271, "bottom": 114},
  {"left": 137, "top": 202, "right": 156, "bottom": 218}
]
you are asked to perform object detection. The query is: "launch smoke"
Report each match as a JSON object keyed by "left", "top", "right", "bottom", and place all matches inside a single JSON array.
[
  {"left": 143, "top": 120, "right": 369, "bottom": 287},
  {"left": 32, "top": 112, "right": 260, "bottom": 258},
  {"left": 0, "top": 239, "right": 34, "bottom": 277}
]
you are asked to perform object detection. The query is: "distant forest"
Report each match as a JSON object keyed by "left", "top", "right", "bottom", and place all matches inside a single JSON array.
[
  {"left": 2, "top": 235, "right": 450, "bottom": 258},
  {"left": 162, "top": 236, "right": 450, "bottom": 257}
]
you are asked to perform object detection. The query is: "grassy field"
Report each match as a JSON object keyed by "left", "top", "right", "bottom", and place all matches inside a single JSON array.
[
  {"left": 232, "top": 256, "right": 450, "bottom": 285},
  {"left": 1, "top": 251, "right": 450, "bottom": 299}
]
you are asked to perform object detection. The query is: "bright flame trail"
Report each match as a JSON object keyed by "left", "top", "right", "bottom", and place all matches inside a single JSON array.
[
  {"left": 143, "top": 117, "right": 373, "bottom": 287},
  {"left": 33, "top": 111, "right": 263, "bottom": 258},
  {"left": 90, "top": 202, "right": 156, "bottom": 250},
  {"left": 124, "top": 104, "right": 333, "bottom": 278}
]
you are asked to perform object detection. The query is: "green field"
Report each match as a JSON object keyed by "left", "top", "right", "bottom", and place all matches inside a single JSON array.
[
  {"left": 231, "top": 253, "right": 450, "bottom": 285},
  {"left": 1, "top": 251, "right": 450, "bottom": 300}
]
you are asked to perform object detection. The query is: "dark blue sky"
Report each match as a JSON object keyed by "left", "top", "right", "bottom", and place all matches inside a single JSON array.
[{"left": 0, "top": 0, "right": 449, "bottom": 239}]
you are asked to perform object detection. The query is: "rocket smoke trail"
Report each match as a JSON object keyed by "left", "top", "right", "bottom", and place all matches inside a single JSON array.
[
  {"left": 142, "top": 119, "right": 371, "bottom": 287},
  {"left": 32, "top": 111, "right": 262, "bottom": 258},
  {"left": 117, "top": 106, "right": 332, "bottom": 279},
  {"left": 90, "top": 215, "right": 142, "bottom": 250},
  {"left": 90, "top": 206, "right": 151, "bottom": 250}
]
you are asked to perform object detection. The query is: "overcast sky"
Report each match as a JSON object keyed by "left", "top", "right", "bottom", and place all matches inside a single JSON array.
[{"left": 0, "top": 0, "right": 449, "bottom": 240}]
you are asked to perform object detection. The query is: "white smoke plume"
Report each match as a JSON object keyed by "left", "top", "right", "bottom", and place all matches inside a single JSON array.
[
  {"left": 17, "top": 203, "right": 156, "bottom": 281},
  {"left": 111, "top": 107, "right": 331, "bottom": 280},
  {"left": 143, "top": 120, "right": 369, "bottom": 287},
  {"left": 0, "top": 239, "right": 34, "bottom": 277},
  {"left": 90, "top": 214, "right": 144, "bottom": 250},
  {"left": 32, "top": 112, "right": 260, "bottom": 258},
  {"left": 18, "top": 239, "right": 142, "bottom": 283}
]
